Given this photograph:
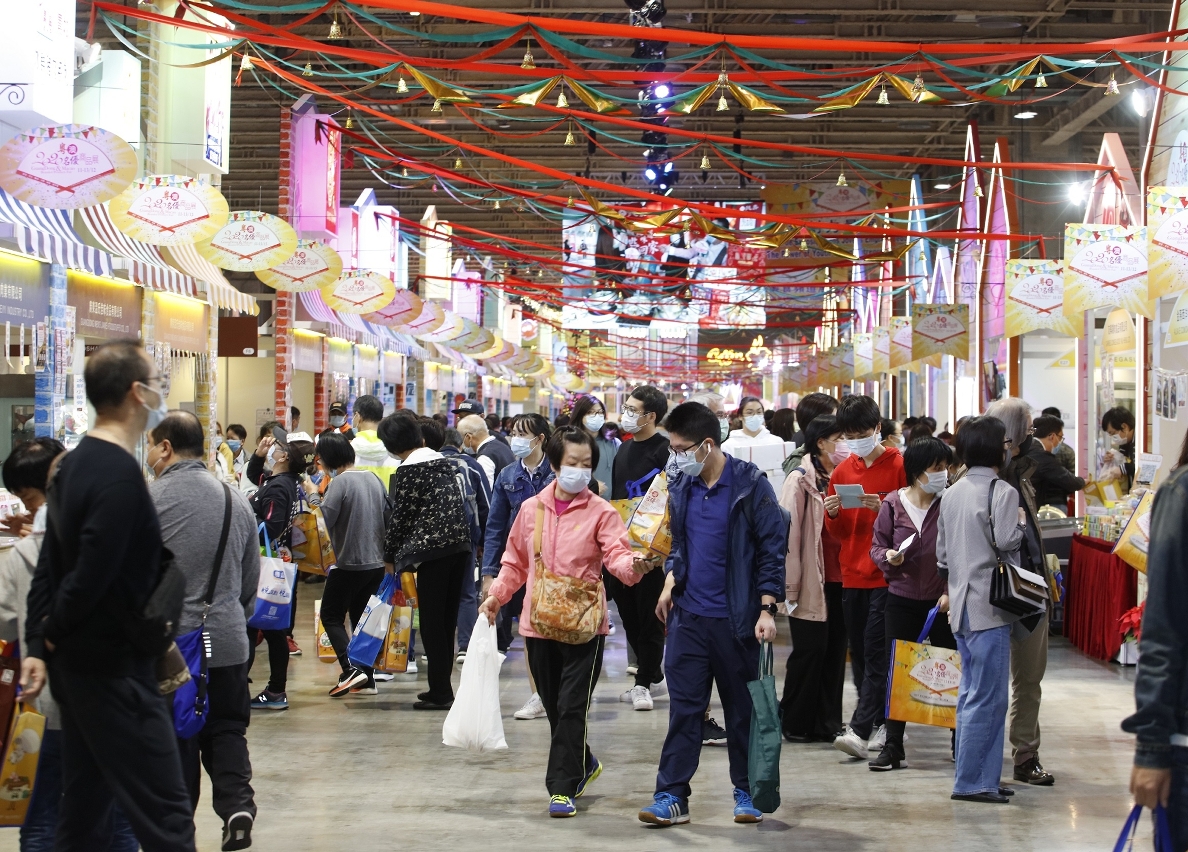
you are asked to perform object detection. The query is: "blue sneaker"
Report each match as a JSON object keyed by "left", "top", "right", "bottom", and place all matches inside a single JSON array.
[
  {"left": 250, "top": 690, "right": 288, "bottom": 711},
  {"left": 575, "top": 755, "right": 602, "bottom": 798},
  {"left": 638, "top": 792, "right": 689, "bottom": 826},
  {"left": 733, "top": 788, "right": 763, "bottom": 823},
  {"left": 549, "top": 795, "right": 577, "bottom": 818}
]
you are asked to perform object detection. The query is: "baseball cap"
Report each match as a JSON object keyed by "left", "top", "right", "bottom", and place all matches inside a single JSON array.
[
  {"left": 453, "top": 399, "right": 484, "bottom": 417},
  {"left": 329, "top": 400, "right": 347, "bottom": 415}
]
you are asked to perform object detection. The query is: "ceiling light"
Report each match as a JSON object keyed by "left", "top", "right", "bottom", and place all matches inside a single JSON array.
[
  {"left": 1069, "top": 182, "right": 1086, "bottom": 204},
  {"left": 1014, "top": 110, "right": 1038, "bottom": 120},
  {"left": 654, "top": 83, "right": 671, "bottom": 99},
  {"left": 1131, "top": 88, "right": 1151, "bottom": 117},
  {"left": 409, "top": 10, "right": 420, "bottom": 15},
  {"left": 934, "top": 182, "right": 952, "bottom": 190}
]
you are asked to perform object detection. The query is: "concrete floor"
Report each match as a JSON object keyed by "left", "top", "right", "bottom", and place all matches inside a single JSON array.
[{"left": 1, "top": 595, "right": 1152, "bottom": 851}]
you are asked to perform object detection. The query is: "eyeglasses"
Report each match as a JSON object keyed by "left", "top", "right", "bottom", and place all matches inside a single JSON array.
[
  {"left": 1003, "top": 439, "right": 1013, "bottom": 447},
  {"left": 1026, "top": 426, "right": 1036, "bottom": 436},
  {"left": 622, "top": 406, "right": 645, "bottom": 417}
]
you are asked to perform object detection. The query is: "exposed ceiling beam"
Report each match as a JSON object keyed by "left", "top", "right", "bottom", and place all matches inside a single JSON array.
[{"left": 1040, "top": 86, "right": 1128, "bottom": 147}]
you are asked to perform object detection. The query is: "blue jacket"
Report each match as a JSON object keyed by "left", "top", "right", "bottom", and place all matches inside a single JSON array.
[
  {"left": 1123, "top": 465, "right": 1188, "bottom": 768},
  {"left": 481, "top": 458, "right": 555, "bottom": 577},
  {"left": 666, "top": 455, "right": 788, "bottom": 642}
]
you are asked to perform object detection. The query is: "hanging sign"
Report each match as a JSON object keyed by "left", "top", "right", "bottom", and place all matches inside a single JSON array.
[
  {"left": 292, "top": 330, "right": 324, "bottom": 373},
  {"left": 1005, "top": 259, "right": 1079, "bottom": 337},
  {"left": 321, "top": 271, "right": 397, "bottom": 314},
  {"left": 362, "top": 288, "right": 423, "bottom": 327},
  {"left": 195, "top": 210, "right": 297, "bottom": 271},
  {"left": 853, "top": 332, "right": 874, "bottom": 379},
  {"left": 912, "top": 303, "right": 969, "bottom": 361},
  {"left": 1063, "top": 224, "right": 1149, "bottom": 318},
  {"left": 872, "top": 327, "right": 891, "bottom": 374},
  {"left": 889, "top": 316, "right": 913, "bottom": 368},
  {"left": 66, "top": 271, "right": 141, "bottom": 340},
  {"left": 396, "top": 299, "right": 446, "bottom": 336},
  {"left": 255, "top": 240, "right": 342, "bottom": 291},
  {"left": 447, "top": 319, "right": 495, "bottom": 355},
  {"left": 357, "top": 345, "right": 380, "bottom": 380},
  {"left": 108, "top": 175, "right": 228, "bottom": 245},
  {"left": 1148, "top": 188, "right": 1188, "bottom": 300},
  {"left": 327, "top": 338, "right": 353, "bottom": 374},
  {"left": 417, "top": 310, "right": 466, "bottom": 343},
  {"left": 0, "top": 124, "right": 138, "bottom": 209},
  {"left": 1102, "top": 308, "right": 1136, "bottom": 354}
]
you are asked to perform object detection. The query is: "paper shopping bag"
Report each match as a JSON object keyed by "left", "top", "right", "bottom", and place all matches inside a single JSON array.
[
  {"left": 313, "top": 600, "right": 338, "bottom": 664},
  {"left": 0, "top": 704, "right": 46, "bottom": 826},
  {"left": 290, "top": 499, "right": 336, "bottom": 576},
  {"left": 374, "top": 590, "right": 414, "bottom": 674},
  {"left": 885, "top": 608, "right": 961, "bottom": 730},
  {"left": 347, "top": 573, "right": 397, "bottom": 669},
  {"left": 0, "top": 654, "right": 19, "bottom": 745},
  {"left": 626, "top": 471, "right": 671, "bottom": 558}
]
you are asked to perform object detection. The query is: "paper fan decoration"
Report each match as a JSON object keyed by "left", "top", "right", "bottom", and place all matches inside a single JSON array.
[
  {"left": 395, "top": 299, "right": 446, "bottom": 335},
  {"left": 196, "top": 211, "right": 298, "bottom": 271},
  {"left": 0, "top": 124, "right": 138, "bottom": 209},
  {"left": 416, "top": 310, "right": 466, "bottom": 342},
  {"left": 256, "top": 240, "right": 342, "bottom": 291},
  {"left": 109, "top": 175, "right": 229, "bottom": 245},
  {"left": 321, "top": 271, "right": 397, "bottom": 314},
  {"left": 447, "top": 319, "right": 495, "bottom": 355},
  {"left": 362, "top": 288, "right": 423, "bottom": 326}
]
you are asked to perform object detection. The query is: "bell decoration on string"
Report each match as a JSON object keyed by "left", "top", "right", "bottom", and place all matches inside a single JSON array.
[
  {"left": 494, "top": 199, "right": 501, "bottom": 210},
  {"left": 974, "top": 184, "right": 984, "bottom": 198},
  {"left": 564, "top": 126, "right": 576, "bottom": 146},
  {"left": 877, "top": 84, "right": 890, "bottom": 106},
  {"left": 782, "top": 247, "right": 790, "bottom": 257},
  {"left": 800, "top": 238, "right": 810, "bottom": 251},
  {"left": 401, "top": 167, "right": 409, "bottom": 178},
  {"left": 516, "top": 200, "right": 526, "bottom": 213},
  {"left": 1105, "top": 72, "right": 1120, "bottom": 96},
  {"left": 328, "top": 14, "right": 343, "bottom": 40},
  {"left": 566, "top": 195, "right": 575, "bottom": 208},
  {"left": 536, "top": 268, "right": 544, "bottom": 278},
  {"left": 302, "top": 61, "right": 313, "bottom": 77},
  {"left": 432, "top": 99, "right": 443, "bottom": 112},
  {"left": 837, "top": 169, "right": 848, "bottom": 187},
  {"left": 397, "top": 75, "right": 408, "bottom": 94},
  {"left": 240, "top": 54, "right": 254, "bottom": 72},
  {"left": 716, "top": 71, "right": 730, "bottom": 112},
  {"left": 521, "top": 41, "right": 536, "bottom": 71},
  {"left": 1035, "top": 71, "right": 1048, "bottom": 88},
  {"left": 700, "top": 152, "right": 711, "bottom": 171},
  {"left": 344, "top": 111, "right": 355, "bottom": 129},
  {"left": 910, "top": 72, "right": 926, "bottom": 102},
  {"left": 556, "top": 89, "right": 569, "bottom": 109},
  {"left": 454, "top": 157, "right": 463, "bottom": 170}
]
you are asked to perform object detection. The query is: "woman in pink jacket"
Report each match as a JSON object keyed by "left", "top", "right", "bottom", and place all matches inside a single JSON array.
[
  {"left": 480, "top": 427, "right": 656, "bottom": 819},
  {"left": 778, "top": 414, "right": 849, "bottom": 743}
]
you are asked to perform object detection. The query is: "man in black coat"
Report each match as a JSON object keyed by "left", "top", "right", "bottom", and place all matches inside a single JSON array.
[{"left": 1026, "top": 415, "right": 1086, "bottom": 510}]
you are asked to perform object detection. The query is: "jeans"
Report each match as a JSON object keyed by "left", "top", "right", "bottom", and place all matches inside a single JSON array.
[
  {"left": 320, "top": 566, "right": 384, "bottom": 674},
  {"left": 841, "top": 587, "right": 889, "bottom": 739},
  {"left": 416, "top": 550, "right": 472, "bottom": 703},
  {"left": 953, "top": 620, "right": 1012, "bottom": 796},
  {"left": 178, "top": 662, "right": 256, "bottom": 824},
  {"left": 780, "top": 582, "right": 846, "bottom": 740},
  {"left": 655, "top": 605, "right": 759, "bottom": 800},
  {"left": 456, "top": 554, "right": 480, "bottom": 652},
  {"left": 1009, "top": 614, "right": 1048, "bottom": 766},
  {"left": 20, "top": 730, "right": 139, "bottom": 852},
  {"left": 883, "top": 593, "right": 956, "bottom": 752},
  {"left": 525, "top": 635, "right": 604, "bottom": 797}
]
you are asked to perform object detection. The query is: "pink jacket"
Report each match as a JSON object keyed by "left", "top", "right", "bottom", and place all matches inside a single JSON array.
[
  {"left": 489, "top": 482, "right": 640, "bottom": 638},
  {"left": 779, "top": 460, "right": 828, "bottom": 622}
]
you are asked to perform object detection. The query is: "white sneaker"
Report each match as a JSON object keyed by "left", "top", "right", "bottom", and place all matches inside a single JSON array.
[
  {"left": 623, "top": 685, "right": 654, "bottom": 711},
  {"left": 373, "top": 672, "right": 395, "bottom": 682},
  {"left": 456, "top": 651, "right": 467, "bottom": 666},
  {"left": 406, "top": 661, "right": 418, "bottom": 675},
  {"left": 514, "top": 692, "right": 548, "bottom": 720},
  {"left": 833, "top": 726, "right": 868, "bottom": 759},
  {"left": 625, "top": 664, "right": 639, "bottom": 677},
  {"left": 650, "top": 678, "right": 668, "bottom": 699},
  {"left": 868, "top": 724, "right": 887, "bottom": 754},
  {"left": 608, "top": 620, "right": 617, "bottom": 636}
]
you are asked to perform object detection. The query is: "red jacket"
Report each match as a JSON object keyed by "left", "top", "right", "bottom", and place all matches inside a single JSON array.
[{"left": 825, "top": 447, "right": 906, "bottom": 589}]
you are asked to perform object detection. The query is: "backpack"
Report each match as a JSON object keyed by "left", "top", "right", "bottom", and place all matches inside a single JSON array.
[{"left": 444, "top": 456, "right": 483, "bottom": 547}]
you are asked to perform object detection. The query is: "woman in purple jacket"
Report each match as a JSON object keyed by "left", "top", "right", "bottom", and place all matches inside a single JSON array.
[{"left": 868, "top": 436, "right": 956, "bottom": 771}]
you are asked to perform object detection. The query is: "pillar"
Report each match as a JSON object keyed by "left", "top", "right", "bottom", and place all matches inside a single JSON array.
[
  {"left": 275, "top": 105, "right": 295, "bottom": 431},
  {"left": 35, "top": 264, "right": 67, "bottom": 438},
  {"left": 198, "top": 307, "right": 218, "bottom": 465}
]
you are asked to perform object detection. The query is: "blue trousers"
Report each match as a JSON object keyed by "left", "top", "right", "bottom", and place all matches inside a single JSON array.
[
  {"left": 456, "top": 554, "right": 480, "bottom": 652},
  {"left": 655, "top": 605, "right": 758, "bottom": 800},
  {"left": 953, "top": 621, "right": 1011, "bottom": 796}
]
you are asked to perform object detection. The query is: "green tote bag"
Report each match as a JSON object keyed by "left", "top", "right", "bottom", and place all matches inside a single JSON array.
[{"left": 747, "top": 640, "right": 782, "bottom": 813}]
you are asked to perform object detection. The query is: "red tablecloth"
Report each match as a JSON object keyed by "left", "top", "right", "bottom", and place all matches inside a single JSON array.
[{"left": 1064, "top": 533, "right": 1138, "bottom": 661}]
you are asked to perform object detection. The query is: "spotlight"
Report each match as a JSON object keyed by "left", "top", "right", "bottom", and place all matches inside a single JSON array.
[
  {"left": 645, "top": 166, "right": 659, "bottom": 181},
  {"left": 654, "top": 83, "right": 671, "bottom": 98},
  {"left": 663, "top": 161, "right": 673, "bottom": 174},
  {"left": 1131, "top": 88, "right": 1151, "bottom": 117},
  {"left": 1014, "top": 110, "right": 1037, "bottom": 120},
  {"left": 1069, "top": 182, "right": 1086, "bottom": 204}
]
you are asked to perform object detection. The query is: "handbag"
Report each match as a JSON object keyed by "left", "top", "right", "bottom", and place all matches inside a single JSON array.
[
  {"left": 885, "top": 607, "right": 961, "bottom": 729},
  {"left": 528, "top": 501, "right": 604, "bottom": 645},
  {"left": 172, "top": 484, "right": 234, "bottom": 739},
  {"left": 1113, "top": 804, "right": 1175, "bottom": 852},
  {"left": 987, "top": 479, "right": 1050, "bottom": 617},
  {"left": 746, "top": 641, "right": 782, "bottom": 813},
  {"left": 0, "top": 702, "right": 45, "bottom": 826},
  {"left": 247, "top": 524, "right": 296, "bottom": 631}
]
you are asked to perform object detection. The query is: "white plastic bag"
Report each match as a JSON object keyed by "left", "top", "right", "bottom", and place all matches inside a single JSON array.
[{"left": 442, "top": 615, "right": 508, "bottom": 752}]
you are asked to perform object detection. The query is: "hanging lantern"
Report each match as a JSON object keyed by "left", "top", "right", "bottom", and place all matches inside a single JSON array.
[
  {"left": 431, "top": 99, "right": 443, "bottom": 112},
  {"left": 397, "top": 75, "right": 408, "bottom": 94},
  {"left": 328, "top": 17, "right": 343, "bottom": 40},
  {"left": 564, "top": 128, "right": 576, "bottom": 146},
  {"left": 556, "top": 89, "right": 569, "bottom": 109},
  {"left": 837, "top": 170, "right": 848, "bottom": 187},
  {"left": 521, "top": 43, "right": 536, "bottom": 70},
  {"left": 344, "top": 111, "right": 354, "bottom": 130},
  {"left": 1035, "top": 72, "right": 1048, "bottom": 89},
  {"left": 699, "top": 153, "right": 711, "bottom": 170},
  {"left": 454, "top": 157, "right": 463, "bottom": 170},
  {"left": 302, "top": 61, "right": 313, "bottom": 77},
  {"left": 910, "top": 72, "right": 925, "bottom": 101},
  {"left": 877, "top": 85, "right": 890, "bottom": 106},
  {"left": 974, "top": 184, "right": 984, "bottom": 198},
  {"left": 1105, "top": 72, "right": 1120, "bottom": 96}
]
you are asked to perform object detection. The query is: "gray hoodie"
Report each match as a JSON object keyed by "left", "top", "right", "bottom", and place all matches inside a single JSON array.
[
  {"left": 320, "top": 468, "right": 387, "bottom": 571},
  {"left": 150, "top": 459, "right": 261, "bottom": 667}
]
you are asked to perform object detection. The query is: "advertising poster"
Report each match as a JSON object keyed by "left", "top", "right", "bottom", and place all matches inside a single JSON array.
[
  {"left": 912, "top": 303, "right": 969, "bottom": 361},
  {"left": 1063, "top": 224, "right": 1149, "bottom": 318},
  {"left": 889, "top": 316, "right": 913, "bottom": 368},
  {"left": 1148, "top": 187, "right": 1188, "bottom": 299},
  {"left": 1005, "top": 259, "right": 1078, "bottom": 337}
]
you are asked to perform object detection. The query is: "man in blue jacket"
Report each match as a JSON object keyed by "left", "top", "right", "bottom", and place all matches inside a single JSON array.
[{"left": 638, "top": 402, "right": 787, "bottom": 827}]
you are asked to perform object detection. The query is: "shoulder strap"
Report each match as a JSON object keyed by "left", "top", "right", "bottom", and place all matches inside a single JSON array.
[
  {"left": 533, "top": 500, "right": 544, "bottom": 562},
  {"left": 202, "top": 484, "right": 234, "bottom": 622},
  {"left": 986, "top": 478, "right": 1002, "bottom": 558}
]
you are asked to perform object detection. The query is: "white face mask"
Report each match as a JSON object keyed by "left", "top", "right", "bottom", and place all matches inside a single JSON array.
[
  {"left": 744, "top": 414, "right": 764, "bottom": 433},
  {"left": 139, "top": 382, "right": 168, "bottom": 432},
  {"left": 620, "top": 411, "right": 643, "bottom": 434},
  {"left": 509, "top": 435, "right": 535, "bottom": 459},
  {"left": 1109, "top": 433, "right": 1123, "bottom": 447},
  {"left": 672, "top": 441, "right": 708, "bottom": 478},
  {"left": 847, "top": 434, "right": 878, "bottom": 458},
  {"left": 584, "top": 413, "right": 605, "bottom": 433},
  {"left": 556, "top": 466, "right": 592, "bottom": 494},
  {"left": 329, "top": 415, "right": 346, "bottom": 428},
  {"left": 920, "top": 470, "right": 948, "bottom": 494},
  {"left": 719, "top": 418, "right": 730, "bottom": 442}
]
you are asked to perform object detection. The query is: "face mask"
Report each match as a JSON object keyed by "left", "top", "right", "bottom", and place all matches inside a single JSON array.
[
  {"left": 744, "top": 414, "right": 764, "bottom": 433},
  {"left": 1050, "top": 439, "right": 1062, "bottom": 454},
  {"left": 140, "top": 383, "right": 168, "bottom": 433},
  {"left": 584, "top": 413, "right": 605, "bottom": 433},
  {"left": 921, "top": 470, "right": 948, "bottom": 494},
  {"left": 326, "top": 468, "right": 338, "bottom": 479},
  {"left": 719, "top": 418, "right": 730, "bottom": 442},
  {"left": 227, "top": 439, "right": 242, "bottom": 454},
  {"left": 556, "top": 466, "right": 592, "bottom": 494},
  {"left": 620, "top": 411, "right": 642, "bottom": 434},
  {"left": 1109, "top": 433, "right": 1123, "bottom": 447},
  {"left": 510, "top": 436, "right": 535, "bottom": 459},
  {"left": 266, "top": 445, "right": 282, "bottom": 472},
  {"left": 848, "top": 434, "right": 878, "bottom": 458},
  {"left": 330, "top": 415, "right": 346, "bottom": 428},
  {"left": 31, "top": 504, "right": 46, "bottom": 535},
  {"left": 828, "top": 441, "right": 852, "bottom": 466},
  {"left": 672, "top": 441, "right": 708, "bottom": 478}
]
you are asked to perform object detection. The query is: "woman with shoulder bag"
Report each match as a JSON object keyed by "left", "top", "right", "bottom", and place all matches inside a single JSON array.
[
  {"left": 778, "top": 415, "right": 848, "bottom": 743},
  {"left": 937, "top": 416, "right": 1027, "bottom": 803},
  {"left": 480, "top": 427, "right": 656, "bottom": 819}
]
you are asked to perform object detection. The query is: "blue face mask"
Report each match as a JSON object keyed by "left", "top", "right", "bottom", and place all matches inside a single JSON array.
[{"left": 227, "top": 439, "right": 242, "bottom": 453}]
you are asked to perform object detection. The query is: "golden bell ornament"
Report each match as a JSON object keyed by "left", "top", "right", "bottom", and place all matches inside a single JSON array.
[
  {"left": 800, "top": 238, "right": 809, "bottom": 251},
  {"left": 344, "top": 113, "right": 354, "bottom": 129},
  {"left": 401, "top": 167, "right": 409, "bottom": 178},
  {"left": 397, "top": 75, "right": 408, "bottom": 94},
  {"left": 240, "top": 54, "right": 254, "bottom": 72},
  {"left": 699, "top": 153, "right": 711, "bottom": 170},
  {"left": 454, "top": 157, "right": 463, "bottom": 170},
  {"left": 910, "top": 72, "right": 925, "bottom": 101},
  {"left": 556, "top": 90, "right": 569, "bottom": 109},
  {"left": 327, "top": 18, "right": 342, "bottom": 40},
  {"left": 717, "top": 94, "right": 729, "bottom": 112},
  {"left": 432, "top": 99, "right": 443, "bottom": 113},
  {"left": 876, "top": 85, "right": 889, "bottom": 106},
  {"left": 521, "top": 46, "right": 536, "bottom": 70},
  {"left": 782, "top": 247, "right": 790, "bottom": 257},
  {"left": 1105, "top": 73, "right": 1120, "bottom": 96},
  {"left": 302, "top": 62, "right": 313, "bottom": 77},
  {"left": 837, "top": 170, "right": 848, "bottom": 187},
  {"left": 564, "top": 129, "right": 576, "bottom": 146},
  {"left": 1035, "top": 72, "right": 1048, "bottom": 88},
  {"left": 566, "top": 196, "right": 575, "bottom": 208},
  {"left": 494, "top": 199, "right": 501, "bottom": 210},
  {"left": 974, "top": 184, "right": 984, "bottom": 198}
]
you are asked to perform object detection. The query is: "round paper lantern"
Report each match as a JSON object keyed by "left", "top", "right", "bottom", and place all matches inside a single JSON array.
[
  {"left": 321, "top": 271, "right": 398, "bottom": 314},
  {"left": 0, "top": 124, "right": 138, "bottom": 209},
  {"left": 108, "top": 175, "right": 229, "bottom": 245},
  {"left": 256, "top": 240, "right": 342, "bottom": 291},
  {"left": 196, "top": 210, "right": 298, "bottom": 272}
]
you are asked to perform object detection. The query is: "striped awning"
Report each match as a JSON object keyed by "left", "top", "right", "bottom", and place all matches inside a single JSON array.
[
  {"left": 165, "top": 243, "right": 259, "bottom": 316},
  {"left": 0, "top": 189, "right": 112, "bottom": 276},
  {"left": 76, "top": 204, "right": 197, "bottom": 297}
]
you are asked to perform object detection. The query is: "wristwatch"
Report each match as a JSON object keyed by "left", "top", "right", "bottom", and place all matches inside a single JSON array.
[{"left": 762, "top": 603, "right": 779, "bottom": 615}]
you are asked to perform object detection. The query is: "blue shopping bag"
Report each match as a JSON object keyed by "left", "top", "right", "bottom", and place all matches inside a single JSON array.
[
  {"left": 347, "top": 573, "right": 398, "bottom": 668},
  {"left": 1114, "top": 804, "right": 1175, "bottom": 852},
  {"left": 247, "top": 524, "right": 295, "bottom": 631}
]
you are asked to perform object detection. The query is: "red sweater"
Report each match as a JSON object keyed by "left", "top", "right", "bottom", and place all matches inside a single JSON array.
[{"left": 824, "top": 447, "right": 906, "bottom": 589}]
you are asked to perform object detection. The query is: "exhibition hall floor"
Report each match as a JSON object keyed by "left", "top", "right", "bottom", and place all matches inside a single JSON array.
[{"left": 1, "top": 597, "right": 1147, "bottom": 852}]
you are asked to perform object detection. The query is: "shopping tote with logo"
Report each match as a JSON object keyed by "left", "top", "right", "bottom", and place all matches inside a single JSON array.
[
  {"left": 347, "top": 573, "right": 397, "bottom": 669},
  {"left": 247, "top": 524, "right": 295, "bottom": 631},
  {"left": 885, "top": 607, "right": 961, "bottom": 730}
]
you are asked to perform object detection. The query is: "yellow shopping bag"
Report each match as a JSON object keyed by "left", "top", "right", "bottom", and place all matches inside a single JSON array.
[
  {"left": 885, "top": 607, "right": 961, "bottom": 730},
  {"left": 313, "top": 599, "right": 338, "bottom": 664},
  {"left": 0, "top": 703, "right": 46, "bottom": 826},
  {"left": 289, "top": 495, "right": 336, "bottom": 576},
  {"left": 374, "top": 589, "right": 415, "bottom": 674}
]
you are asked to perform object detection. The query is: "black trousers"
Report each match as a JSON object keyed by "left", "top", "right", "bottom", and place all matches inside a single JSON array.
[
  {"left": 49, "top": 662, "right": 196, "bottom": 852},
  {"left": 416, "top": 550, "right": 472, "bottom": 702},
  {"left": 841, "top": 586, "right": 889, "bottom": 740},
  {"left": 320, "top": 567, "right": 385, "bottom": 674},
  {"left": 525, "top": 635, "right": 604, "bottom": 797},
  {"left": 178, "top": 662, "right": 256, "bottom": 823},
  {"left": 781, "top": 581, "right": 846, "bottom": 740},
  {"left": 605, "top": 566, "right": 665, "bottom": 688},
  {"left": 246, "top": 626, "right": 292, "bottom": 695},
  {"left": 496, "top": 586, "right": 526, "bottom": 653},
  {"left": 883, "top": 592, "right": 956, "bottom": 752}
]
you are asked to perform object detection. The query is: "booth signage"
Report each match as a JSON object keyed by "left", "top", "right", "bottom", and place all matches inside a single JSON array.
[
  {"left": 66, "top": 271, "right": 141, "bottom": 340},
  {"left": 0, "top": 254, "right": 50, "bottom": 324},
  {"left": 327, "top": 338, "right": 353, "bottom": 374},
  {"left": 1063, "top": 224, "right": 1150, "bottom": 318},
  {"left": 292, "top": 331, "right": 324, "bottom": 373},
  {"left": 152, "top": 292, "right": 208, "bottom": 353}
]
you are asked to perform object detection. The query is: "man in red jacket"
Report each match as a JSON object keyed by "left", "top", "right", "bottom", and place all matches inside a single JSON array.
[{"left": 824, "top": 395, "right": 906, "bottom": 761}]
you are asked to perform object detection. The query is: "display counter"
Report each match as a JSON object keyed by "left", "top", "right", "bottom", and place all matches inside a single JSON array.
[{"left": 1063, "top": 533, "right": 1137, "bottom": 662}]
